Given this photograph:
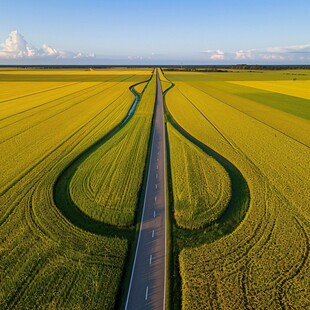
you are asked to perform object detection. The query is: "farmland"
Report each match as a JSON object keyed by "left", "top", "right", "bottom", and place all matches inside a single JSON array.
[
  {"left": 0, "top": 68, "right": 154, "bottom": 309},
  {"left": 0, "top": 67, "right": 309, "bottom": 309},
  {"left": 163, "top": 69, "right": 310, "bottom": 309},
  {"left": 70, "top": 74, "right": 156, "bottom": 225},
  {"left": 167, "top": 123, "right": 231, "bottom": 229}
]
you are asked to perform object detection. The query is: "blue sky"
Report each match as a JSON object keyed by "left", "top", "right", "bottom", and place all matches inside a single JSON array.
[{"left": 0, "top": 0, "right": 309, "bottom": 64}]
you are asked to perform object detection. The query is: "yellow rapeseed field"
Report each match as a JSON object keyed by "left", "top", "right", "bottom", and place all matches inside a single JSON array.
[
  {"left": 70, "top": 74, "right": 156, "bottom": 226},
  {"left": 0, "top": 69, "right": 152, "bottom": 309},
  {"left": 165, "top": 70, "right": 310, "bottom": 309},
  {"left": 230, "top": 80, "right": 310, "bottom": 100},
  {"left": 186, "top": 80, "right": 310, "bottom": 146}
]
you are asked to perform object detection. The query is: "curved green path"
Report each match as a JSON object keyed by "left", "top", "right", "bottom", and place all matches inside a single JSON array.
[
  {"left": 53, "top": 77, "right": 151, "bottom": 239},
  {"left": 161, "top": 70, "right": 251, "bottom": 308}
]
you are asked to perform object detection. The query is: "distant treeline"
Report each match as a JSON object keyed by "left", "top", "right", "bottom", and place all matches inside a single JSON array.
[
  {"left": 162, "top": 64, "right": 310, "bottom": 72},
  {"left": 0, "top": 65, "right": 155, "bottom": 70},
  {"left": 0, "top": 64, "right": 309, "bottom": 71}
]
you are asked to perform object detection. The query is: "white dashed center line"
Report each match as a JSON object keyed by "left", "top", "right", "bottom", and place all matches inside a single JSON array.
[{"left": 145, "top": 286, "right": 149, "bottom": 300}]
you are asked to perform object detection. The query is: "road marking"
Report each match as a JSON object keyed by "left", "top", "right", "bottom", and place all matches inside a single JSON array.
[
  {"left": 153, "top": 210, "right": 156, "bottom": 218},
  {"left": 152, "top": 230, "right": 154, "bottom": 238},
  {"left": 156, "top": 173, "right": 158, "bottom": 179},
  {"left": 157, "top": 165, "right": 158, "bottom": 169},
  {"left": 155, "top": 196, "right": 157, "bottom": 202},
  {"left": 149, "top": 254, "right": 152, "bottom": 265},
  {"left": 156, "top": 184, "right": 157, "bottom": 189},
  {"left": 145, "top": 286, "right": 149, "bottom": 300}
]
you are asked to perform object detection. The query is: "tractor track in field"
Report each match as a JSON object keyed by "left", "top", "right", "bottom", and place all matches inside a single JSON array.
[
  {"left": 276, "top": 216, "right": 309, "bottom": 308},
  {"left": 166, "top": 79, "right": 292, "bottom": 251},
  {"left": 176, "top": 85, "right": 266, "bottom": 179},
  {"left": 1, "top": 75, "right": 153, "bottom": 309},
  {"left": 176, "top": 81, "right": 309, "bottom": 236},
  {"left": 190, "top": 83, "right": 310, "bottom": 149},
  {"left": 177, "top": 86, "right": 239, "bottom": 152},
  {"left": 0, "top": 89, "right": 129, "bottom": 228},
  {"left": 0, "top": 82, "right": 104, "bottom": 128},
  {"left": 0, "top": 75, "right": 151, "bottom": 230},
  {"left": 0, "top": 81, "right": 80, "bottom": 105},
  {"left": 0, "top": 75, "right": 136, "bottom": 144},
  {"left": 0, "top": 82, "right": 129, "bottom": 196},
  {"left": 0, "top": 72, "right": 133, "bottom": 105},
  {"left": 0, "top": 74, "right": 135, "bottom": 123}
]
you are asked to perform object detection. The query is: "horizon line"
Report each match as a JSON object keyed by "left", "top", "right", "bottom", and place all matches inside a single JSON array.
[{"left": 1, "top": 64, "right": 310, "bottom": 67}]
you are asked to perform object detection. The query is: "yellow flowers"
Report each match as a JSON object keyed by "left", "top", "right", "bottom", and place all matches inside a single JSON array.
[
  {"left": 70, "top": 74, "right": 156, "bottom": 226},
  {"left": 0, "top": 69, "right": 152, "bottom": 308},
  {"left": 165, "top": 70, "right": 310, "bottom": 309},
  {"left": 230, "top": 80, "right": 310, "bottom": 100}
]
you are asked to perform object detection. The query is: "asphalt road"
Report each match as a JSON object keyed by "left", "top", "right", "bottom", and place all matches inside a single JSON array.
[{"left": 125, "top": 70, "right": 167, "bottom": 310}]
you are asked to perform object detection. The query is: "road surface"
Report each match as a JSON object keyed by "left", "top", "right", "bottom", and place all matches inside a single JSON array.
[{"left": 125, "top": 70, "right": 167, "bottom": 310}]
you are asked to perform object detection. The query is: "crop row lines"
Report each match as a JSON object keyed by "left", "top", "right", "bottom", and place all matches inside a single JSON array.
[{"left": 190, "top": 82, "right": 310, "bottom": 149}]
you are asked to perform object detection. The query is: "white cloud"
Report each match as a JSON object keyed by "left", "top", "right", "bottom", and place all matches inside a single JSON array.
[
  {"left": 74, "top": 52, "right": 95, "bottom": 59},
  {"left": 259, "top": 54, "right": 290, "bottom": 61},
  {"left": 211, "top": 50, "right": 224, "bottom": 60},
  {"left": 202, "top": 43, "right": 310, "bottom": 63},
  {"left": 203, "top": 49, "right": 225, "bottom": 60},
  {"left": 127, "top": 55, "right": 143, "bottom": 60},
  {"left": 0, "top": 30, "right": 38, "bottom": 58},
  {"left": 203, "top": 49, "right": 214, "bottom": 53},
  {"left": 0, "top": 30, "right": 95, "bottom": 59},
  {"left": 41, "top": 44, "right": 58, "bottom": 57},
  {"left": 266, "top": 44, "right": 310, "bottom": 54},
  {"left": 235, "top": 49, "right": 255, "bottom": 60}
]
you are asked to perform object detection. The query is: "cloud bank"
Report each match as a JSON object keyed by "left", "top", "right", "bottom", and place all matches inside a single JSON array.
[
  {"left": 203, "top": 44, "right": 310, "bottom": 63},
  {"left": 266, "top": 44, "right": 310, "bottom": 54},
  {"left": 0, "top": 30, "right": 309, "bottom": 64},
  {"left": 0, "top": 31, "right": 95, "bottom": 59}
]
